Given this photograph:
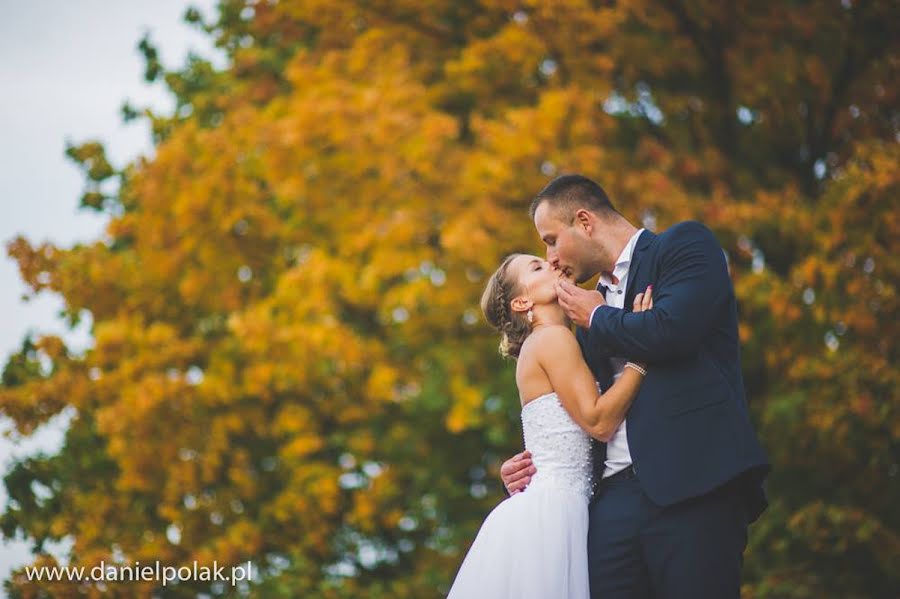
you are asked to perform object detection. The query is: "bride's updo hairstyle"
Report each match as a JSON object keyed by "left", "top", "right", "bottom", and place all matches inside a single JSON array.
[{"left": 480, "top": 254, "right": 532, "bottom": 360}]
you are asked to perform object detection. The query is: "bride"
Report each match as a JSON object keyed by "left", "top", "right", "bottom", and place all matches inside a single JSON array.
[{"left": 447, "top": 253, "right": 652, "bottom": 598}]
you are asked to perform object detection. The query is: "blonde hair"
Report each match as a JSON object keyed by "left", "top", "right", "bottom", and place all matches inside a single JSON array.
[{"left": 480, "top": 254, "right": 531, "bottom": 360}]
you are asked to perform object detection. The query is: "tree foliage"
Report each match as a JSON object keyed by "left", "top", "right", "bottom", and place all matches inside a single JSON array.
[{"left": 2, "top": 1, "right": 897, "bottom": 596}]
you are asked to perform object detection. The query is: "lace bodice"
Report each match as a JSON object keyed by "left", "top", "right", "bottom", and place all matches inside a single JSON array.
[{"left": 520, "top": 392, "right": 594, "bottom": 501}]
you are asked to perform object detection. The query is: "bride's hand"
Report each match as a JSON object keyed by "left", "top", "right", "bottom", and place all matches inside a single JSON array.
[
  {"left": 632, "top": 286, "right": 653, "bottom": 313},
  {"left": 628, "top": 286, "right": 653, "bottom": 371}
]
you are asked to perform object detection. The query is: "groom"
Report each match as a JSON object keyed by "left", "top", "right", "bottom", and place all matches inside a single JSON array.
[{"left": 500, "top": 175, "right": 769, "bottom": 598}]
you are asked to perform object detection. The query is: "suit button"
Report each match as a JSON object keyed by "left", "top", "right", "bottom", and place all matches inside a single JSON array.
[{"left": 617, "top": 290, "right": 623, "bottom": 294}]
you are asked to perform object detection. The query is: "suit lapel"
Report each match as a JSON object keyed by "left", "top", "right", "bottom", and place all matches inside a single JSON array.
[{"left": 624, "top": 229, "right": 656, "bottom": 309}]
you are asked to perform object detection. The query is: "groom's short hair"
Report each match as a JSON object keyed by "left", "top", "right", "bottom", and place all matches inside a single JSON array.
[{"left": 529, "top": 174, "right": 618, "bottom": 222}]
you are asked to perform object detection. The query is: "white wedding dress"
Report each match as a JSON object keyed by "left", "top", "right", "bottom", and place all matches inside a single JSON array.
[{"left": 447, "top": 391, "right": 593, "bottom": 598}]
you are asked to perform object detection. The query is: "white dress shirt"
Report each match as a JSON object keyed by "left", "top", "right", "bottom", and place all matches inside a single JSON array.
[{"left": 589, "top": 228, "right": 645, "bottom": 479}]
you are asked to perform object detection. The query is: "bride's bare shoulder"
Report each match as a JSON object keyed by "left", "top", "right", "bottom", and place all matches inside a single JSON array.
[
  {"left": 521, "top": 325, "right": 577, "bottom": 358},
  {"left": 530, "top": 324, "right": 576, "bottom": 342}
]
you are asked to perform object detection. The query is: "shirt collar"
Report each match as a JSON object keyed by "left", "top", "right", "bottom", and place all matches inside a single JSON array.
[{"left": 599, "top": 228, "right": 645, "bottom": 289}]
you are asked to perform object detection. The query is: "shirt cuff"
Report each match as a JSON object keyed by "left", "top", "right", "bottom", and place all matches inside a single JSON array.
[{"left": 589, "top": 304, "right": 603, "bottom": 328}]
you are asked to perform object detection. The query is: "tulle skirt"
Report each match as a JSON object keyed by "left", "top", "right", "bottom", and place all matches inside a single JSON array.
[{"left": 447, "top": 481, "right": 590, "bottom": 599}]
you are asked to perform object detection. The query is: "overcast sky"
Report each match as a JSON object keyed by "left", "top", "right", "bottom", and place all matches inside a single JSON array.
[{"left": 0, "top": 0, "right": 220, "bottom": 585}]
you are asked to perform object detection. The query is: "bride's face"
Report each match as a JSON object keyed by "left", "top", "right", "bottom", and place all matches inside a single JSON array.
[{"left": 509, "top": 254, "right": 569, "bottom": 308}]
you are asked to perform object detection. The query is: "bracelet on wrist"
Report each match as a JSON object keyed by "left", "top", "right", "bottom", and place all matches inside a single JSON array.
[{"left": 624, "top": 362, "right": 647, "bottom": 376}]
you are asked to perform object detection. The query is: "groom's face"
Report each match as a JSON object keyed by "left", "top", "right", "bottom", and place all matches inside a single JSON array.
[{"left": 533, "top": 201, "right": 597, "bottom": 284}]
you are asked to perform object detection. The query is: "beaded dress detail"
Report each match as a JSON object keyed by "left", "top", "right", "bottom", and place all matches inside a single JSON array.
[
  {"left": 447, "top": 392, "right": 591, "bottom": 598},
  {"left": 520, "top": 392, "right": 594, "bottom": 500}
]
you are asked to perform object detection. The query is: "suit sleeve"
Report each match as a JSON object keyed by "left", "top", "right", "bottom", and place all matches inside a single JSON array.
[{"left": 586, "top": 222, "right": 731, "bottom": 363}]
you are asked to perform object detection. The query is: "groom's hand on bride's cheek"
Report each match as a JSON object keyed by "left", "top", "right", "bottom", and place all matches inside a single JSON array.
[{"left": 556, "top": 280, "right": 605, "bottom": 329}]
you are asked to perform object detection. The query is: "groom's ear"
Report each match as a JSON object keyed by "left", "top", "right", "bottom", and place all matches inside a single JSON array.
[{"left": 574, "top": 208, "right": 594, "bottom": 233}]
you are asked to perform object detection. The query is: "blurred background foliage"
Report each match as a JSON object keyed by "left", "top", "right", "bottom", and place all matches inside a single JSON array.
[{"left": 1, "top": 0, "right": 897, "bottom": 596}]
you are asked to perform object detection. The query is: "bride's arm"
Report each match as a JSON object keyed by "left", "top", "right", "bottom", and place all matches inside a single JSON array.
[
  {"left": 533, "top": 326, "right": 644, "bottom": 442},
  {"left": 532, "top": 289, "right": 652, "bottom": 442}
]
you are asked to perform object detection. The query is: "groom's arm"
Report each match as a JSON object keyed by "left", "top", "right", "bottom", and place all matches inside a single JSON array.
[{"left": 587, "top": 221, "right": 731, "bottom": 363}]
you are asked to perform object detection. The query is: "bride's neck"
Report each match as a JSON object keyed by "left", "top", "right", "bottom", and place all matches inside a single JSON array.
[{"left": 531, "top": 304, "right": 570, "bottom": 329}]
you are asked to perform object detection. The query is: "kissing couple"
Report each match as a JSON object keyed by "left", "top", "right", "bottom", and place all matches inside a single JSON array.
[{"left": 447, "top": 174, "right": 770, "bottom": 599}]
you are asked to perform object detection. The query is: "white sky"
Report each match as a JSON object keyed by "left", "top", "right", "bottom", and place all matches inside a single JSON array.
[{"left": 0, "top": 0, "right": 221, "bottom": 586}]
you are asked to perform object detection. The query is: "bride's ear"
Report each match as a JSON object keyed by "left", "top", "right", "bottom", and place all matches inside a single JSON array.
[{"left": 510, "top": 296, "right": 532, "bottom": 314}]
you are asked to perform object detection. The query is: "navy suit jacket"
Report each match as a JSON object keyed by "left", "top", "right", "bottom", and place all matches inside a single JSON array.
[{"left": 578, "top": 221, "right": 770, "bottom": 522}]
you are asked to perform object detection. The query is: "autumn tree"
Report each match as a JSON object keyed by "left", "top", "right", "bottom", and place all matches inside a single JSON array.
[{"left": 2, "top": 1, "right": 897, "bottom": 597}]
